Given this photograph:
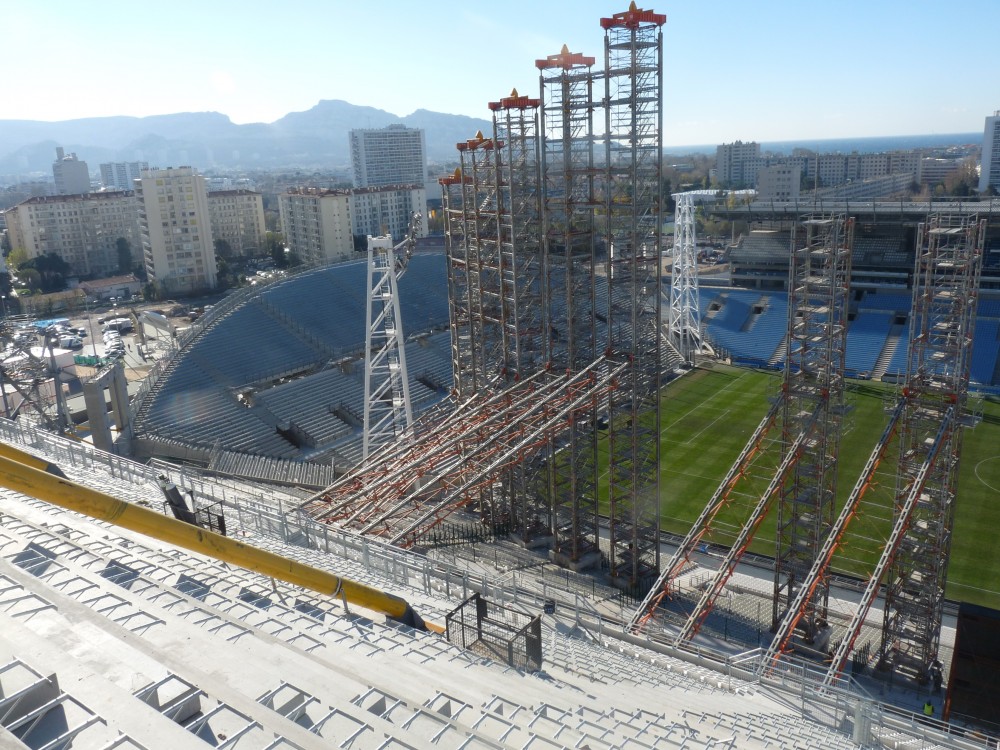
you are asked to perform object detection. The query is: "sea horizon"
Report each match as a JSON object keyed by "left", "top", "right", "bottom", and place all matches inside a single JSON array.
[{"left": 665, "top": 132, "right": 980, "bottom": 157}]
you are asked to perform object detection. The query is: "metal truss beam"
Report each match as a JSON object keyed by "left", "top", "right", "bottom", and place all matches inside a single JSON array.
[
  {"left": 669, "top": 193, "right": 702, "bottom": 362},
  {"left": 628, "top": 398, "right": 781, "bottom": 633},
  {"left": 674, "top": 408, "right": 821, "bottom": 645},
  {"left": 363, "top": 219, "right": 420, "bottom": 461},
  {"left": 304, "top": 359, "right": 624, "bottom": 548},
  {"left": 822, "top": 407, "right": 954, "bottom": 686},
  {"left": 762, "top": 398, "right": 905, "bottom": 674}
]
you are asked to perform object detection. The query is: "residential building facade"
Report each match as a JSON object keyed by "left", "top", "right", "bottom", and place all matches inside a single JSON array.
[
  {"left": 350, "top": 125, "right": 426, "bottom": 188},
  {"left": 207, "top": 190, "right": 266, "bottom": 256},
  {"left": 279, "top": 185, "right": 427, "bottom": 267},
  {"left": 3, "top": 191, "right": 140, "bottom": 277},
  {"left": 135, "top": 167, "right": 217, "bottom": 294},
  {"left": 278, "top": 188, "right": 354, "bottom": 266},
  {"left": 349, "top": 185, "right": 426, "bottom": 243},
  {"left": 715, "top": 141, "right": 760, "bottom": 187},
  {"left": 100, "top": 161, "right": 148, "bottom": 191},
  {"left": 756, "top": 164, "right": 801, "bottom": 202},
  {"left": 979, "top": 111, "right": 1000, "bottom": 193},
  {"left": 52, "top": 147, "right": 91, "bottom": 195}
]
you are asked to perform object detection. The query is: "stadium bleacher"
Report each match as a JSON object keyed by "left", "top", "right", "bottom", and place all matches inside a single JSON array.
[
  {"left": 700, "top": 288, "right": 1000, "bottom": 389},
  {"left": 845, "top": 311, "right": 893, "bottom": 377},
  {"left": 134, "top": 255, "right": 452, "bottom": 467},
  {"left": 0, "top": 418, "right": 980, "bottom": 749}
]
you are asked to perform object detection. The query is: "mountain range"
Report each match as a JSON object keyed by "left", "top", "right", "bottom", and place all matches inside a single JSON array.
[{"left": 0, "top": 100, "right": 493, "bottom": 175}]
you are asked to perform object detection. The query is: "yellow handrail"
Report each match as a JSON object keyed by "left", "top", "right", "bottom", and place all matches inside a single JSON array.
[{"left": 0, "top": 447, "right": 424, "bottom": 628}]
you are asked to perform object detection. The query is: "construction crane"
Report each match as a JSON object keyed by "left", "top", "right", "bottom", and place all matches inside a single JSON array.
[{"left": 362, "top": 213, "right": 422, "bottom": 461}]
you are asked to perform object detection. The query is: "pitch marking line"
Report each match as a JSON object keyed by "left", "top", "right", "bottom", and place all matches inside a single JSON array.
[
  {"left": 664, "top": 371, "right": 750, "bottom": 434},
  {"left": 974, "top": 456, "right": 1000, "bottom": 493},
  {"left": 684, "top": 409, "right": 731, "bottom": 446}
]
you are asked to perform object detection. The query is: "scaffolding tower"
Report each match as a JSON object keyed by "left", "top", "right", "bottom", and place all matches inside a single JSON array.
[
  {"left": 600, "top": 2, "right": 666, "bottom": 586},
  {"left": 877, "top": 215, "right": 983, "bottom": 680},
  {"left": 629, "top": 214, "right": 852, "bottom": 642},
  {"left": 536, "top": 44, "right": 603, "bottom": 566},
  {"left": 440, "top": 167, "right": 478, "bottom": 399},
  {"left": 490, "top": 89, "right": 548, "bottom": 541},
  {"left": 669, "top": 193, "right": 703, "bottom": 362},
  {"left": 771, "top": 216, "right": 852, "bottom": 639}
]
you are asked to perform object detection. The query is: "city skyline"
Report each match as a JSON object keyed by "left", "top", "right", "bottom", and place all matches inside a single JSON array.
[{"left": 2, "top": 1, "right": 997, "bottom": 148}]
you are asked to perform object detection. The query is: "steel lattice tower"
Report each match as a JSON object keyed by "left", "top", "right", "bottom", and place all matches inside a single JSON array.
[
  {"left": 537, "top": 45, "right": 603, "bottom": 566},
  {"left": 878, "top": 214, "right": 984, "bottom": 680},
  {"left": 439, "top": 168, "right": 475, "bottom": 398},
  {"left": 490, "top": 89, "right": 550, "bottom": 540},
  {"left": 491, "top": 90, "right": 545, "bottom": 381},
  {"left": 362, "top": 234, "right": 415, "bottom": 461},
  {"left": 441, "top": 132, "right": 500, "bottom": 401},
  {"left": 771, "top": 216, "right": 852, "bottom": 637},
  {"left": 669, "top": 193, "right": 702, "bottom": 363},
  {"left": 601, "top": 4, "right": 666, "bottom": 586}
]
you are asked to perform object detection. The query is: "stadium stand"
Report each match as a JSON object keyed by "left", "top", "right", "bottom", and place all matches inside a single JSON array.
[
  {"left": 852, "top": 237, "right": 909, "bottom": 267},
  {"left": 698, "top": 288, "right": 1000, "bottom": 389},
  {"left": 970, "top": 319, "right": 1000, "bottom": 385},
  {"left": 0, "top": 417, "right": 984, "bottom": 749},
  {"left": 845, "top": 312, "right": 894, "bottom": 378},
  {"left": 133, "top": 254, "right": 452, "bottom": 470}
]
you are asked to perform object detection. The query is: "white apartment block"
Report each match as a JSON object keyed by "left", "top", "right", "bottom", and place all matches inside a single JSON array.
[
  {"left": 278, "top": 188, "right": 354, "bottom": 266},
  {"left": 922, "top": 157, "right": 967, "bottom": 185},
  {"left": 136, "top": 167, "right": 217, "bottom": 294},
  {"left": 756, "top": 164, "right": 801, "bottom": 202},
  {"left": 52, "top": 147, "right": 91, "bottom": 195},
  {"left": 715, "top": 141, "right": 760, "bottom": 187},
  {"left": 207, "top": 190, "right": 267, "bottom": 256},
  {"left": 350, "top": 125, "right": 426, "bottom": 188},
  {"left": 3, "top": 191, "right": 140, "bottom": 277},
  {"left": 727, "top": 146, "right": 923, "bottom": 191},
  {"left": 100, "top": 161, "right": 148, "bottom": 191},
  {"left": 350, "top": 185, "right": 427, "bottom": 243},
  {"left": 279, "top": 185, "right": 427, "bottom": 267},
  {"left": 979, "top": 111, "right": 1000, "bottom": 193}
]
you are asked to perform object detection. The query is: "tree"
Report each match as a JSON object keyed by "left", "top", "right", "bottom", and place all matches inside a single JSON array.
[
  {"left": 115, "top": 237, "right": 132, "bottom": 274},
  {"left": 7, "top": 247, "right": 28, "bottom": 271},
  {"left": 270, "top": 242, "right": 288, "bottom": 268},
  {"left": 22, "top": 253, "right": 71, "bottom": 293},
  {"left": 213, "top": 238, "right": 233, "bottom": 261}
]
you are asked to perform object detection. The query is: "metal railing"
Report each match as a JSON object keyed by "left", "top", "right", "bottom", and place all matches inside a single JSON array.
[{"left": 0, "top": 416, "right": 996, "bottom": 749}]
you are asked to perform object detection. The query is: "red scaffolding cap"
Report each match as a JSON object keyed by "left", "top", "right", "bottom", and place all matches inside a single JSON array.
[{"left": 600, "top": 2, "right": 666, "bottom": 29}]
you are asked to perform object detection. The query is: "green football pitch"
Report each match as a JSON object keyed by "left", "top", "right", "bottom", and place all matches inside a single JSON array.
[{"left": 655, "top": 364, "right": 1000, "bottom": 610}]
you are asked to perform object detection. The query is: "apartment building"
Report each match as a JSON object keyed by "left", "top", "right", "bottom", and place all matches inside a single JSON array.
[
  {"left": 350, "top": 185, "right": 426, "bottom": 242},
  {"left": 350, "top": 125, "right": 426, "bottom": 188},
  {"left": 756, "top": 164, "right": 801, "bottom": 202},
  {"left": 279, "top": 185, "right": 426, "bottom": 266},
  {"left": 207, "top": 189, "right": 266, "bottom": 256},
  {"left": 715, "top": 141, "right": 760, "bottom": 188},
  {"left": 278, "top": 188, "right": 354, "bottom": 266},
  {"left": 979, "top": 111, "right": 1000, "bottom": 193},
  {"left": 52, "top": 147, "right": 90, "bottom": 195},
  {"left": 100, "top": 161, "right": 148, "bottom": 191},
  {"left": 3, "top": 191, "right": 140, "bottom": 277},
  {"left": 135, "top": 167, "right": 217, "bottom": 294}
]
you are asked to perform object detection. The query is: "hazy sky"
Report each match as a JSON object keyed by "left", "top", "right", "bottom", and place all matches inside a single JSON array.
[{"left": 3, "top": 0, "right": 996, "bottom": 146}]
